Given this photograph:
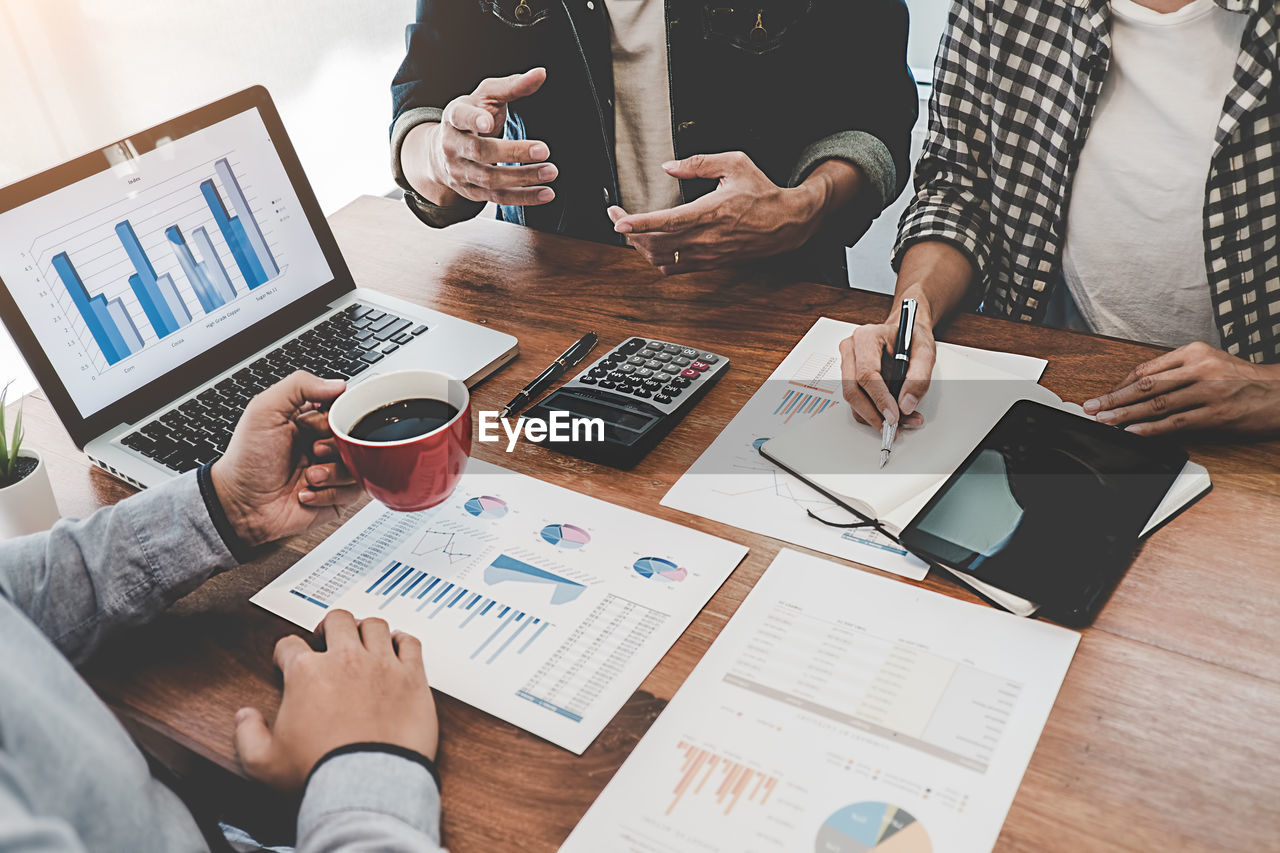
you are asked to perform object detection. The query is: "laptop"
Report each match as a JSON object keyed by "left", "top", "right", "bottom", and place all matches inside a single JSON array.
[{"left": 0, "top": 86, "right": 517, "bottom": 489}]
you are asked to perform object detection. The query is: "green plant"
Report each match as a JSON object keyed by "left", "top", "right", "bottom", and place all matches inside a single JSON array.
[{"left": 0, "top": 380, "right": 24, "bottom": 483}]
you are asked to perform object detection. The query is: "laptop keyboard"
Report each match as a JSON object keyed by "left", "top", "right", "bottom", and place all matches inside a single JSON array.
[{"left": 118, "top": 303, "right": 428, "bottom": 474}]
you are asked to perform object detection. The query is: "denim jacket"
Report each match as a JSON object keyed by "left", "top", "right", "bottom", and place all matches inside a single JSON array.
[
  {"left": 390, "top": 0, "right": 919, "bottom": 285},
  {"left": 0, "top": 471, "right": 444, "bottom": 852}
]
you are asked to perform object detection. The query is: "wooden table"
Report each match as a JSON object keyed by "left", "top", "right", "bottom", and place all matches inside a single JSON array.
[{"left": 20, "top": 195, "right": 1280, "bottom": 851}]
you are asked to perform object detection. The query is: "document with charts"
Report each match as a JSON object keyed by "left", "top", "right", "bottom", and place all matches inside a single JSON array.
[
  {"left": 661, "top": 317, "right": 1047, "bottom": 580},
  {"left": 252, "top": 458, "right": 748, "bottom": 754},
  {"left": 561, "top": 549, "right": 1079, "bottom": 853}
]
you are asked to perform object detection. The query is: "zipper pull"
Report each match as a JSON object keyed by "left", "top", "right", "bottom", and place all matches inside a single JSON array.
[{"left": 749, "top": 10, "right": 768, "bottom": 44}]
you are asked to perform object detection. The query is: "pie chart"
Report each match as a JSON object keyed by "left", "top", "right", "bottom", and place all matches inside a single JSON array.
[
  {"left": 633, "top": 556, "right": 688, "bottom": 583},
  {"left": 464, "top": 495, "right": 508, "bottom": 519},
  {"left": 814, "top": 803, "right": 930, "bottom": 853},
  {"left": 541, "top": 523, "right": 591, "bottom": 549}
]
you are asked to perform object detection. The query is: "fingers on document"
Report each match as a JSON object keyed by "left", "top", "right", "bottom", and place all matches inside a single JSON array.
[{"left": 842, "top": 331, "right": 898, "bottom": 428}]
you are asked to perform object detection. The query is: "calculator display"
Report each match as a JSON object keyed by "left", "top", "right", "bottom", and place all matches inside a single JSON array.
[{"left": 558, "top": 396, "right": 657, "bottom": 432}]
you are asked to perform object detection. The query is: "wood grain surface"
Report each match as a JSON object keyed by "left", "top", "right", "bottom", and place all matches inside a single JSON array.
[{"left": 17, "top": 196, "right": 1279, "bottom": 851}]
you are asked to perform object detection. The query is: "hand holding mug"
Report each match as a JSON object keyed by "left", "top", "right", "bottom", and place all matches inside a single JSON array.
[{"left": 328, "top": 370, "right": 472, "bottom": 512}]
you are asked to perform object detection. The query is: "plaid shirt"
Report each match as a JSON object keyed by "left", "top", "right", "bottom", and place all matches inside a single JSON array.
[{"left": 895, "top": 0, "right": 1280, "bottom": 362}]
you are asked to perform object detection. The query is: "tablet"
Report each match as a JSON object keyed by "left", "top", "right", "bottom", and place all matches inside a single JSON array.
[{"left": 899, "top": 400, "right": 1187, "bottom": 626}]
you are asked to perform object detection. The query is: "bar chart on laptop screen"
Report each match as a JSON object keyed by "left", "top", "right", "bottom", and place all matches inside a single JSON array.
[{"left": 0, "top": 108, "right": 332, "bottom": 416}]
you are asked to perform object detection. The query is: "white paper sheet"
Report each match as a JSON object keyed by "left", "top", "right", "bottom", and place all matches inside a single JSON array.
[
  {"left": 661, "top": 318, "right": 1047, "bottom": 579},
  {"left": 561, "top": 549, "right": 1080, "bottom": 853},
  {"left": 251, "top": 459, "right": 748, "bottom": 754},
  {"left": 762, "top": 347, "right": 1062, "bottom": 534}
]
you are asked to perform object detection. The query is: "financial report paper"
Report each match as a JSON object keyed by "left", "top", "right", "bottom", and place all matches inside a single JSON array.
[
  {"left": 252, "top": 458, "right": 749, "bottom": 754},
  {"left": 561, "top": 549, "right": 1079, "bottom": 853}
]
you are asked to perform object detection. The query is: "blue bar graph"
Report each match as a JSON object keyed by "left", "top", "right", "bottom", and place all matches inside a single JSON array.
[
  {"left": 116, "top": 220, "right": 192, "bottom": 338},
  {"left": 200, "top": 158, "right": 278, "bottom": 290},
  {"left": 165, "top": 225, "right": 226, "bottom": 313},
  {"left": 773, "top": 389, "right": 834, "bottom": 422},
  {"left": 44, "top": 154, "right": 281, "bottom": 370},
  {"left": 215, "top": 158, "right": 279, "bottom": 279},
  {"left": 192, "top": 226, "right": 237, "bottom": 302},
  {"left": 106, "top": 299, "right": 145, "bottom": 354},
  {"left": 51, "top": 252, "right": 139, "bottom": 365},
  {"left": 357, "top": 560, "right": 549, "bottom": 665}
]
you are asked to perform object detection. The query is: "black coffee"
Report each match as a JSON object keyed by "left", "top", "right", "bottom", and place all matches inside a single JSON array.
[{"left": 349, "top": 398, "right": 459, "bottom": 442}]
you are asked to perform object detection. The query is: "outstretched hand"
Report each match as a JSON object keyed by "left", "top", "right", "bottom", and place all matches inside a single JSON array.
[
  {"left": 608, "top": 152, "right": 835, "bottom": 275},
  {"left": 422, "top": 67, "right": 557, "bottom": 207}
]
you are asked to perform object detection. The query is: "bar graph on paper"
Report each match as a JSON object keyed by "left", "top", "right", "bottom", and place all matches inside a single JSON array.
[
  {"left": 774, "top": 352, "right": 840, "bottom": 423},
  {"left": 351, "top": 559, "right": 554, "bottom": 666},
  {"left": 667, "top": 741, "right": 779, "bottom": 817},
  {"left": 37, "top": 155, "right": 283, "bottom": 370}
]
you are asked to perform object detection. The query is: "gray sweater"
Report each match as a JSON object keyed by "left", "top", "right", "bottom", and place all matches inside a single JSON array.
[{"left": 0, "top": 472, "right": 444, "bottom": 852}]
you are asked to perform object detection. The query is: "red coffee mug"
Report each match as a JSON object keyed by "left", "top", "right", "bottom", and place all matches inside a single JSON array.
[{"left": 328, "top": 370, "right": 472, "bottom": 512}]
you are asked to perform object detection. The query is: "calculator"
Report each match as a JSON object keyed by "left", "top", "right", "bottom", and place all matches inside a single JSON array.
[{"left": 524, "top": 336, "right": 729, "bottom": 468}]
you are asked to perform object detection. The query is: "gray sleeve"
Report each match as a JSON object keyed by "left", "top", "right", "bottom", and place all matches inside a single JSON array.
[
  {"left": 0, "top": 473, "right": 235, "bottom": 664},
  {"left": 297, "top": 752, "right": 444, "bottom": 852},
  {"left": 0, "top": 754, "right": 91, "bottom": 851},
  {"left": 390, "top": 106, "right": 486, "bottom": 229},
  {"left": 787, "top": 130, "right": 900, "bottom": 215}
]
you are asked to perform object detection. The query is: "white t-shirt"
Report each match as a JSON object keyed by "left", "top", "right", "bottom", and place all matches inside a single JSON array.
[
  {"left": 604, "top": 0, "right": 682, "bottom": 214},
  {"left": 1059, "top": 0, "right": 1245, "bottom": 349}
]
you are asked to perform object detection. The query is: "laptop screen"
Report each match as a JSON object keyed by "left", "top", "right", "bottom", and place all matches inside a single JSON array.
[{"left": 0, "top": 105, "right": 333, "bottom": 418}]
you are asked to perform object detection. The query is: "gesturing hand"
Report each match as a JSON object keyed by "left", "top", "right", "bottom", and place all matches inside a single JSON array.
[
  {"left": 422, "top": 67, "right": 557, "bottom": 206},
  {"left": 210, "top": 371, "right": 362, "bottom": 547},
  {"left": 1084, "top": 341, "right": 1280, "bottom": 437},
  {"left": 234, "top": 610, "right": 439, "bottom": 794},
  {"left": 608, "top": 152, "right": 830, "bottom": 275}
]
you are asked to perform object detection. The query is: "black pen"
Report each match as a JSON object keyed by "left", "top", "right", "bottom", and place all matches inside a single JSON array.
[
  {"left": 880, "top": 298, "right": 918, "bottom": 468},
  {"left": 499, "top": 332, "right": 599, "bottom": 419}
]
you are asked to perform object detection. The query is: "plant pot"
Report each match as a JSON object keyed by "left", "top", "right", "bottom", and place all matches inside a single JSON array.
[{"left": 0, "top": 449, "right": 61, "bottom": 540}]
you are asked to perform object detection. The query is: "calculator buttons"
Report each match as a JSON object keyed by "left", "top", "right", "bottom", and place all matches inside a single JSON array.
[
  {"left": 664, "top": 386, "right": 683, "bottom": 397},
  {"left": 654, "top": 393, "right": 673, "bottom": 404},
  {"left": 653, "top": 352, "right": 672, "bottom": 362},
  {"left": 644, "top": 359, "right": 663, "bottom": 370},
  {"left": 661, "top": 364, "right": 681, "bottom": 375},
  {"left": 700, "top": 353, "right": 719, "bottom": 363},
  {"left": 598, "top": 379, "right": 617, "bottom": 389},
  {"left": 674, "top": 356, "right": 692, "bottom": 367},
  {"left": 627, "top": 356, "right": 646, "bottom": 366},
  {"left": 634, "top": 388, "right": 652, "bottom": 399},
  {"left": 635, "top": 367, "right": 654, "bottom": 378},
  {"left": 617, "top": 363, "right": 637, "bottom": 374},
  {"left": 681, "top": 368, "right": 700, "bottom": 379},
  {"left": 680, "top": 347, "right": 698, "bottom": 358},
  {"left": 673, "top": 376, "right": 692, "bottom": 388},
  {"left": 662, "top": 343, "right": 681, "bottom": 354},
  {"left": 621, "top": 338, "right": 646, "bottom": 354},
  {"left": 691, "top": 360, "right": 710, "bottom": 371},
  {"left": 579, "top": 375, "right": 597, "bottom": 384}
]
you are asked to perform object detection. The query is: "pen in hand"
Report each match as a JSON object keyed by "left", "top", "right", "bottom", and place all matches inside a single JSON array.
[{"left": 880, "top": 298, "right": 918, "bottom": 469}]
